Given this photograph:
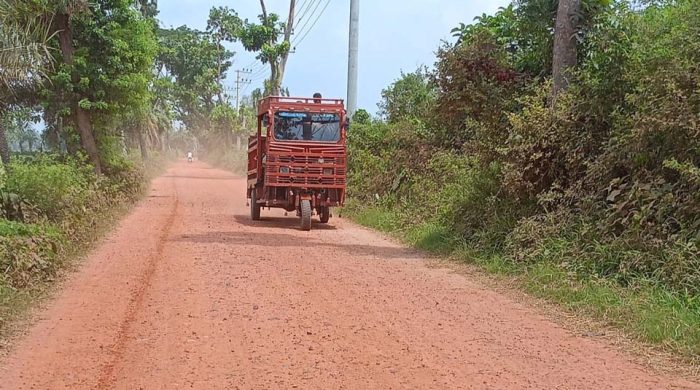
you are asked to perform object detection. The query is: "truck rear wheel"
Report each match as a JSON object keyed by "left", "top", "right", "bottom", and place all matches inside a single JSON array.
[
  {"left": 300, "top": 200, "right": 312, "bottom": 231},
  {"left": 250, "top": 188, "right": 261, "bottom": 221},
  {"left": 318, "top": 206, "right": 330, "bottom": 223}
]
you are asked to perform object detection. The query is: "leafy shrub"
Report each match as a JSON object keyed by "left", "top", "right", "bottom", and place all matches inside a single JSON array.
[
  {"left": 580, "top": 0, "right": 700, "bottom": 247},
  {"left": 433, "top": 30, "right": 524, "bottom": 153},
  {"left": 499, "top": 83, "right": 594, "bottom": 198},
  {"left": 506, "top": 209, "right": 700, "bottom": 295},
  {"left": 4, "top": 156, "right": 95, "bottom": 221},
  {"left": 102, "top": 154, "right": 146, "bottom": 201},
  {"left": 348, "top": 0, "right": 700, "bottom": 300},
  {"left": 0, "top": 220, "right": 65, "bottom": 288},
  {"left": 0, "top": 153, "right": 154, "bottom": 291},
  {"left": 378, "top": 67, "right": 436, "bottom": 124}
]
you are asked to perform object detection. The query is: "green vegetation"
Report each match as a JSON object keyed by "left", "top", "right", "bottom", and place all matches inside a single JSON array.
[
  {"left": 0, "top": 1, "right": 174, "bottom": 333},
  {"left": 0, "top": 0, "right": 279, "bottom": 333},
  {"left": 0, "top": 153, "right": 168, "bottom": 332},
  {"left": 347, "top": 0, "right": 699, "bottom": 360}
]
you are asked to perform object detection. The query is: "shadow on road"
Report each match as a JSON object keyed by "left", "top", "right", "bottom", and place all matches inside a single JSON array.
[
  {"left": 172, "top": 229, "right": 422, "bottom": 260},
  {"left": 233, "top": 214, "right": 337, "bottom": 230},
  {"left": 163, "top": 174, "right": 237, "bottom": 181}
]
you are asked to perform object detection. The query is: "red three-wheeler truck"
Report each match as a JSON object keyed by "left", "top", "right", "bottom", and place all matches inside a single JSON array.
[{"left": 246, "top": 95, "right": 348, "bottom": 231}]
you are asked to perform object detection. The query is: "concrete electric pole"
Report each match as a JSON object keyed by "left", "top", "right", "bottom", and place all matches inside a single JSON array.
[{"left": 347, "top": 0, "right": 359, "bottom": 118}]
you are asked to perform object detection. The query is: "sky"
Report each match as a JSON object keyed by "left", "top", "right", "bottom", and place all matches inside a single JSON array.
[{"left": 158, "top": 0, "right": 509, "bottom": 114}]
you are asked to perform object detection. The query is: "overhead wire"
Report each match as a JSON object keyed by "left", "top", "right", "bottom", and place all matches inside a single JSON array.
[
  {"left": 249, "top": 64, "right": 268, "bottom": 78},
  {"left": 291, "top": 0, "right": 323, "bottom": 44},
  {"left": 294, "top": 0, "right": 314, "bottom": 25},
  {"left": 241, "top": 68, "right": 269, "bottom": 96},
  {"left": 293, "top": 0, "right": 332, "bottom": 47}
]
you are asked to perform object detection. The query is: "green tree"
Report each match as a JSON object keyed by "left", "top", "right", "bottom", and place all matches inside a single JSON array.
[
  {"left": 378, "top": 67, "right": 436, "bottom": 124},
  {"left": 44, "top": 0, "right": 157, "bottom": 171},
  {"left": 157, "top": 26, "right": 233, "bottom": 137},
  {"left": 235, "top": 0, "right": 297, "bottom": 95},
  {"left": 207, "top": 6, "right": 242, "bottom": 104},
  {"left": 47, "top": 0, "right": 102, "bottom": 173}
]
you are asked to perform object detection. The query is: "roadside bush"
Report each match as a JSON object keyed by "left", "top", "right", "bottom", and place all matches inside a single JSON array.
[
  {"left": 0, "top": 153, "right": 156, "bottom": 292},
  {"left": 102, "top": 154, "right": 147, "bottom": 202},
  {"left": 501, "top": 83, "right": 591, "bottom": 198},
  {"left": 0, "top": 220, "right": 65, "bottom": 289},
  {"left": 4, "top": 156, "right": 95, "bottom": 221},
  {"left": 346, "top": 0, "right": 700, "bottom": 358},
  {"left": 349, "top": 0, "right": 699, "bottom": 297},
  {"left": 433, "top": 30, "right": 524, "bottom": 153}
]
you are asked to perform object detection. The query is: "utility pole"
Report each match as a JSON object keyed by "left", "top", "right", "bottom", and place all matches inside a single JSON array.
[
  {"left": 347, "top": 0, "right": 360, "bottom": 118},
  {"left": 235, "top": 68, "right": 252, "bottom": 113},
  {"left": 234, "top": 68, "right": 252, "bottom": 151}
]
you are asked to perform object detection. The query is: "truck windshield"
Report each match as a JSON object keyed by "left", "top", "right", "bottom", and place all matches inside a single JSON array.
[{"left": 274, "top": 111, "right": 341, "bottom": 142}]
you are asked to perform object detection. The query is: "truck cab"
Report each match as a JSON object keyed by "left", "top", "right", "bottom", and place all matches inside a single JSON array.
[{"left": 247, "top": 96, "right": 348, "bottom": 231}]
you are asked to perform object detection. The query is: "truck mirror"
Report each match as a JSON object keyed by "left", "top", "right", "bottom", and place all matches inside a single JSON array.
[{"left": 345, "top": 118, "right": 351, "bottom": 131}]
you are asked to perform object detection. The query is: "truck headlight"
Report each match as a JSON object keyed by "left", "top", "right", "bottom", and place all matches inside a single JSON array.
[
  {"left": 323, "top": 168, "right": 333, "bottom": 175},
  {"left": 280, "top": 166, "right": 290, "bottom": 174},
  {"left": 318, "top": 158, "right": 325, "bottom": 164}
]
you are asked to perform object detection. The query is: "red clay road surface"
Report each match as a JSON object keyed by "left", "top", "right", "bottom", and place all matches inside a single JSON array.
[{"left": 0, "top": 162, "right": 697, "bottom": 390}]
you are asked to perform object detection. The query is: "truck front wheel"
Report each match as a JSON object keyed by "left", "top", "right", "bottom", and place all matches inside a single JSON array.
[
  {"left": 250, "top": 188, "right": 261, "bottom": 221},
  {"left": 300, "top": 200, "right": 312, "bottom": 231}
]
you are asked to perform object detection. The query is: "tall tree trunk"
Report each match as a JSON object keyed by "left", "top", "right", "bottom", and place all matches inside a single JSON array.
[
  {"left": 216, "top": 38, "right": 226, "bottom": 104},
  {"left": 56, "top": 13, "right": 102, "bottom": 174},
  {"left": 270, "top": 63, "right": 280, "bottom": 96},
  {"left": 259, "top": 0, "right": 268, "bottom": 20},
  {"left": 552, "top": 0, "right": 580, "bottom": 98},
  {"left": 0, "top": 119, "right": 11, "bottom": 170},
  {"left": 137, "top": 128, "right": 148, "bottom": 161}
]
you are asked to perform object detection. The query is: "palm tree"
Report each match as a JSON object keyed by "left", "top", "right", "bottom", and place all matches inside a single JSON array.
[{"left": 0, "top": 0, "right": 54, "bottom": 168}]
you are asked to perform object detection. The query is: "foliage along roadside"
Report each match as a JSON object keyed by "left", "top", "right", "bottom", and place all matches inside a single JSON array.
[
  {"left": 345, "top": 0, "right": 699, "bottom": 361},
  {"left": 0, "top": 153, "right": 170, "bottom": 334}
]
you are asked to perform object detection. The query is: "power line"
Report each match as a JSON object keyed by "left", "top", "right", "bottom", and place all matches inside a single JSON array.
[
  {"left": 235, "top": 68, "right": 252, "bottom": 112},
  {"left": 249, "top": 64, "right": 268, "bottom": 78},
  {"left": 294, "top": 0, "right": 313, "bottom": 25},
  {"left": 241, "top": 69, "right": 269, "bottom": 98},
  {"left": 250, "top": 70, "right": 270, "bottom": 82},
  {"left": 292, "top": 0, "right": 323, "bottom": 43},
  {"left": 293, "top": 0, "right": 332, "bottom": 47}
]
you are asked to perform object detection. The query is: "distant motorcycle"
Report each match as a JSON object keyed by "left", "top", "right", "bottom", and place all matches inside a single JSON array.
[{"left": 187, "top": 152, "right": 193, "bottom": 163}]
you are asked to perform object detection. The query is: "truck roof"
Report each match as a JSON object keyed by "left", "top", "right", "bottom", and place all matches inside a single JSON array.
[{"left": 257, "top": 96, "right": 345, "bottom": 117}]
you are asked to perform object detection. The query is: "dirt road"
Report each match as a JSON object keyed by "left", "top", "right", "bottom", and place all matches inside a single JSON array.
[{"left": 0, "top": 162, "right": 696, "bottom": 389}]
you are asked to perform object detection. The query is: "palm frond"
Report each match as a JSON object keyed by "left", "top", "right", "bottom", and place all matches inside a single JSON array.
[{"left": 0, "top": 0, "right": 55, "bottom": 92}]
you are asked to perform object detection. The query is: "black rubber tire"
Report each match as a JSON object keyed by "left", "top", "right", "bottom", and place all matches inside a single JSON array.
[
  {"left": 318, "top": 206, "right": 330, "bottom": 223},
  {"left": 250, "top": 188, "right": 261, "bottom": 221},
  {"left": 300, "top": 200, "right": 312, "bottom": 231}
]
